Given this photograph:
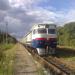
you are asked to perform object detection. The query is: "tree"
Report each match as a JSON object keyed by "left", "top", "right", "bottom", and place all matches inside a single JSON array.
[{"left": 58, "top": 22, "right": 75, "bottom": 47}]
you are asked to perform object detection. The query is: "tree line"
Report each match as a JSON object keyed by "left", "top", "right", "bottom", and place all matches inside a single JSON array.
[
  {"left": 0, "top": 30, "right": 17, "bottom": 44},
  {"left": 58, "top": 22, "right": 75, "bottom": 47}
]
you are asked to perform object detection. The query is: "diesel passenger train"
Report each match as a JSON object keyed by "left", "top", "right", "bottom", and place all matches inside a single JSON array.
[{"left": 22, "top": 24, "right": 57, "bottom": 55}]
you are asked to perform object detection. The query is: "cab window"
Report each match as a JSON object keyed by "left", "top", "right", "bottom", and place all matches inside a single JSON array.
[
  {"left": 33, "top": 29, "right": 46, "bottom": 34},
  {"left": 38, "top": 29, "right": 46, "bottom": 34},
  {"left": 48, "top": 29, "right": 56, "bottom": 34}
]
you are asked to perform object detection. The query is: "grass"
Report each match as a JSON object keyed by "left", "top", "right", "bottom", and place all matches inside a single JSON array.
[
  {"left": 34, "top": 61, "right": 46, "bottom": 75},
  {"left": 38, "top": 68, "right": 45, "bottom": 75},
  {"left": 0, "top": 43, "right": 14, "bottom": 50},
  {"left": 64, "top": 57, "right": 75, "bottom": 61},
  {"left": 58, "top": 45, "right": 75, "bottom": 50},
  {"left": 0, "top": 43, "right": 16, "bottom": 75},
  {"left": 57, "top": 46, "right": 75, "bottom": 67}
]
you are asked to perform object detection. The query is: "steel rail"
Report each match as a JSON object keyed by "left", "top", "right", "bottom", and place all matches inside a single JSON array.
[{"left": 44, "top": 56, "right": 73, "bottom": 75}]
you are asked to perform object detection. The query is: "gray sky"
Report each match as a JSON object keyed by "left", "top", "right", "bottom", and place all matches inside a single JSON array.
[{"left": 0, "top": 0, "right": 75, "bottom": 39}]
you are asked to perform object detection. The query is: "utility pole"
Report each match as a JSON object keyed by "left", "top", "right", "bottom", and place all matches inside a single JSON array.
[
  {"left": 2, "top": 32, "right": 5, "bottom": 43},
  {"left": 6, "top": 22, "right": 8, "bottom": 44},
  {"left": 0, "top": 24, "right": 5, "bottom": 43}
]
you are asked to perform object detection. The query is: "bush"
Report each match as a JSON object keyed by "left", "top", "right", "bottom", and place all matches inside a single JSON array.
[{"left": 0, "top": 48, "right": 5, "bottom": 61}]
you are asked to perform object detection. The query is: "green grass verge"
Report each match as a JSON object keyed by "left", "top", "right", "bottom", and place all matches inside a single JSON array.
[
  {"left": 0, "top": 43, "right": 16, "bottom": 75},
  {"left": 0, "top": 43, "right": 14, "bottom": 50},
  {"left": 38, "top": 68, "right": 45, "bottom": 75}
]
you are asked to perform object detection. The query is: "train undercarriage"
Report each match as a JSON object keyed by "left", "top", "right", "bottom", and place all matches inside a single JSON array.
[{"left": 36, "top": 47, "right": 56, "bottom": 56}]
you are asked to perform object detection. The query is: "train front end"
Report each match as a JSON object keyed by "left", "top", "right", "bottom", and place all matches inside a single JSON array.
[{"left": 32, "top": 24, "right": 57, "bottom": 55}]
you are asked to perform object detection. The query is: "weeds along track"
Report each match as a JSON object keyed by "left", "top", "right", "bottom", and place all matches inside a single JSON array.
[{"left": 23, "top": 45, "right": 75, "bottom": 75}]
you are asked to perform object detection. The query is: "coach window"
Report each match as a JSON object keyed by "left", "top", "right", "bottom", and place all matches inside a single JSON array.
[
  {"left": 38, "top": 29, "right": 46, "bottom": 34},
  {"left": 48, "top": 29, "right": 56, "bottom": 34}
]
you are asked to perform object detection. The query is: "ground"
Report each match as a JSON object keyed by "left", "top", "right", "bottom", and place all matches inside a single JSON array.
[{"left": 13, "top": 43, "right": 45, "bottom": 75}]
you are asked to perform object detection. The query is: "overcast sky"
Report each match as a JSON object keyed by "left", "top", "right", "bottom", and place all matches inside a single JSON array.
[{"left": 0, "top": 0, "right": 75, "bottom": 39}]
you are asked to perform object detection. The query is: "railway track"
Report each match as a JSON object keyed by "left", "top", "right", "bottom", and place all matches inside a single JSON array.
[
  {"left": 23, "top": 45, "right": 75, "bottom": 75},
  {"left": 44, "top": 56, "right": 72, "bottom": 75}
]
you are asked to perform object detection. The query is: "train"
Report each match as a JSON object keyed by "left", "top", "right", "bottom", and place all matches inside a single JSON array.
[{"left": 22, "top": 23, "right": 57, "bottom": 55}]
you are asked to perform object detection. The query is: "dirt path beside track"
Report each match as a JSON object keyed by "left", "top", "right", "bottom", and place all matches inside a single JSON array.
[{"left": 13, "top": 43, "right": 45, "bottom": 75}]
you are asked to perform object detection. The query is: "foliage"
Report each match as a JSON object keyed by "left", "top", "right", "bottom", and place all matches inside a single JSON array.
[
  {"left": 0, "top": 44, "right": 15, "bottom": 75},
  {"left": 0, "top": 43, "right": 14, "bottom": 51},
  {"left": 0, "top": 31, "right": 17, "bottom": 44},
  {"left": 0, "top": 31, "right": 17, "bottom": 75},
  {"left": 58, "top": 22, "right": 75, "bottom": 47}
]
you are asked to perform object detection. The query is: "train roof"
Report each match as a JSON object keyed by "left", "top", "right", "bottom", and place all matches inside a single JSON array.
[
  {"left": 31, "top": 23, "right": 57, "bottom": 30},
  {"left": 33, "top": 23, "right": 56, "bottom": 26},
  {"left": 23, "top": 23, "right": 57, "bottom": 38}
]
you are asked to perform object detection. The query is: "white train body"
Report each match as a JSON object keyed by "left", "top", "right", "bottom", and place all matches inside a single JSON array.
[{"left": 22, "top": 24, "right": 57, "bottom": 55}]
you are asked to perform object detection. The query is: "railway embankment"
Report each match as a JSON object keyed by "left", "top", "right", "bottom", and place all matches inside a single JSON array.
[
  {"left": 56, "top": 47, "right": 75, "bottom": 71},
  {"left": 25, "top": 45, "right": 75, "bottom": 75}
]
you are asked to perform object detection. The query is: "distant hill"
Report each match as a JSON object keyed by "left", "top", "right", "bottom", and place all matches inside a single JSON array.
[{"left": 58, "top": 22, "right": 75, "bottom": 47}]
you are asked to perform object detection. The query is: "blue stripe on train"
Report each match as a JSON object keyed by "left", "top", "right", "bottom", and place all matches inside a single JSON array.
[
  {"left": 32, "top": 40, "right": 46, "bottom": 48},
  {"left": 32, "top": 39, "right": 57, "bottom": 48},
  {"left": 48, "top": 41, "right": 57, "bottom": 48}
]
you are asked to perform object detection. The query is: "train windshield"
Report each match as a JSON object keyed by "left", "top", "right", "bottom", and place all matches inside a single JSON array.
[
  {"left": 33, "top": 29, "right": 46, "bottom": 34},
  {"left": 48, "top": 29, "right": 56, "bottom": 34},
  {"left": 38, "top": 29, "right": 46, "bottom": 34}
]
